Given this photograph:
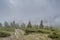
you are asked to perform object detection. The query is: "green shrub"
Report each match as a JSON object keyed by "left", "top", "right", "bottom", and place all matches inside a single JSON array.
[
  {"left": 0, "top": 31, "right": 11, "bottom": 37},
  {"left": 51, "top": 29, "right": 55, "bottom": 31},
  {"left": 24, "top": 28, "right": 51, "bottom": 35},
  {"left": 37, "top": 29, "right": 51, "bottom": 34},
  {"left": 48, "top": 32, "right": 58, "bottom": 39}
]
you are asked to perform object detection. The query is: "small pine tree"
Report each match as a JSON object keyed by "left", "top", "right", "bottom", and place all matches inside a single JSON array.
[
  {"left": 10, "top": 21, "right": 16, "bottom": 27},
  {"left": 12, "top": 21, "right": 15, "bottom": 26},
  {"left": 27, "top": 21, "right": 32, "bottom": 28},
  {"left": 0, "top": 23, "right": 2, "bottom": 27},
  {"left": 4, "top": 21, "right": 9, "bottom": 27},
  {"left": 39, "top": 20, "right": 44, "bottom": 28},
  {"left": 21, "top": 23, "right": 25, "bottom": 28}
]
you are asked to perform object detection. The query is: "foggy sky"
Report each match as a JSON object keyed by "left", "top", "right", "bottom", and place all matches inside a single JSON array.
[{"left": 0, "top": 0, "right": 60, "bottom": 26}]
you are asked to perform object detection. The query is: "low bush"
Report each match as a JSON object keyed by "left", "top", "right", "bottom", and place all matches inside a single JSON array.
[
  {"left": 48, "top": 32, "right": 59, "bottom": 39},
  {"left": 24, "top": 28, "right": 51, "bottom": 35},
  {"left": 0, "top": 31, "right": 11, "bottom": 37}
]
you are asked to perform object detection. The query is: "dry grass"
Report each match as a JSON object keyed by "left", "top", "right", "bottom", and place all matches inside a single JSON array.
[{"left": 24, "top": 33, "right": 53, "bottom": 40}]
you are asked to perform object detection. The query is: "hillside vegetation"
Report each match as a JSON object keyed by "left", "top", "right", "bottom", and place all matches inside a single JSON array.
[{"left": 0, "top": 20, "right": 60, "bottom": 40}]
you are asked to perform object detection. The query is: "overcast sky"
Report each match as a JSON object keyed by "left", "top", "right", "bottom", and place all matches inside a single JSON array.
[{"left": 0, "top": 0, "right": 60, "bottom": 26}]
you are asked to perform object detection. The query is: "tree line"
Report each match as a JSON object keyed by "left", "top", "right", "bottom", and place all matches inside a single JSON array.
[{"left": 0, "top": 20, "right": 54, "bottom": 30}]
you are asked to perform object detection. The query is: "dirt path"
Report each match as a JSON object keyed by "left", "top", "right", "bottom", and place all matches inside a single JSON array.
[
  {"left": 15, "top": 29, "right": 25, "bottom": 40},
  {"left": 1, "top": 29, "right": 25, "bottom": 40}
]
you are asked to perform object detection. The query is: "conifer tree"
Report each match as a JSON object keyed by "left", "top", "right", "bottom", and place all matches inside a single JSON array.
[
  {"left": 39, "top": 20, "right": 44, "bottom": 28},
  {"left": 27, "top": 21, "right": 32, "bottom": 28},
  {"left": 4, "top": 21, "right": 9, "bottom": 27},
  {"left": 0, "top": 23, "right": 2, "bottom": 27}
]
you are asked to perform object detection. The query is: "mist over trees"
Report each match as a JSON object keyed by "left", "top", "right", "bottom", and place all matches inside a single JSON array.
[
  {"left": 39, "top": 20, "right": 44, "bottom": 28},
  {"left": 0, "top": 23, "right": 2, "bottom": 27},
  {"left": 0, "top": 20, "right": 47, "bottom": 29},
  {"left": 0, "top": 20, "right": 57, "bottom": 30},
  {"left": 21, "top": 23, "right": 25, "bottom": 28},
  {"left": 27, "top": 21, "right": 32, "bottom": 28},
  {"left": 4, "top": 21, "right": 9, "bottom": 27}
]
